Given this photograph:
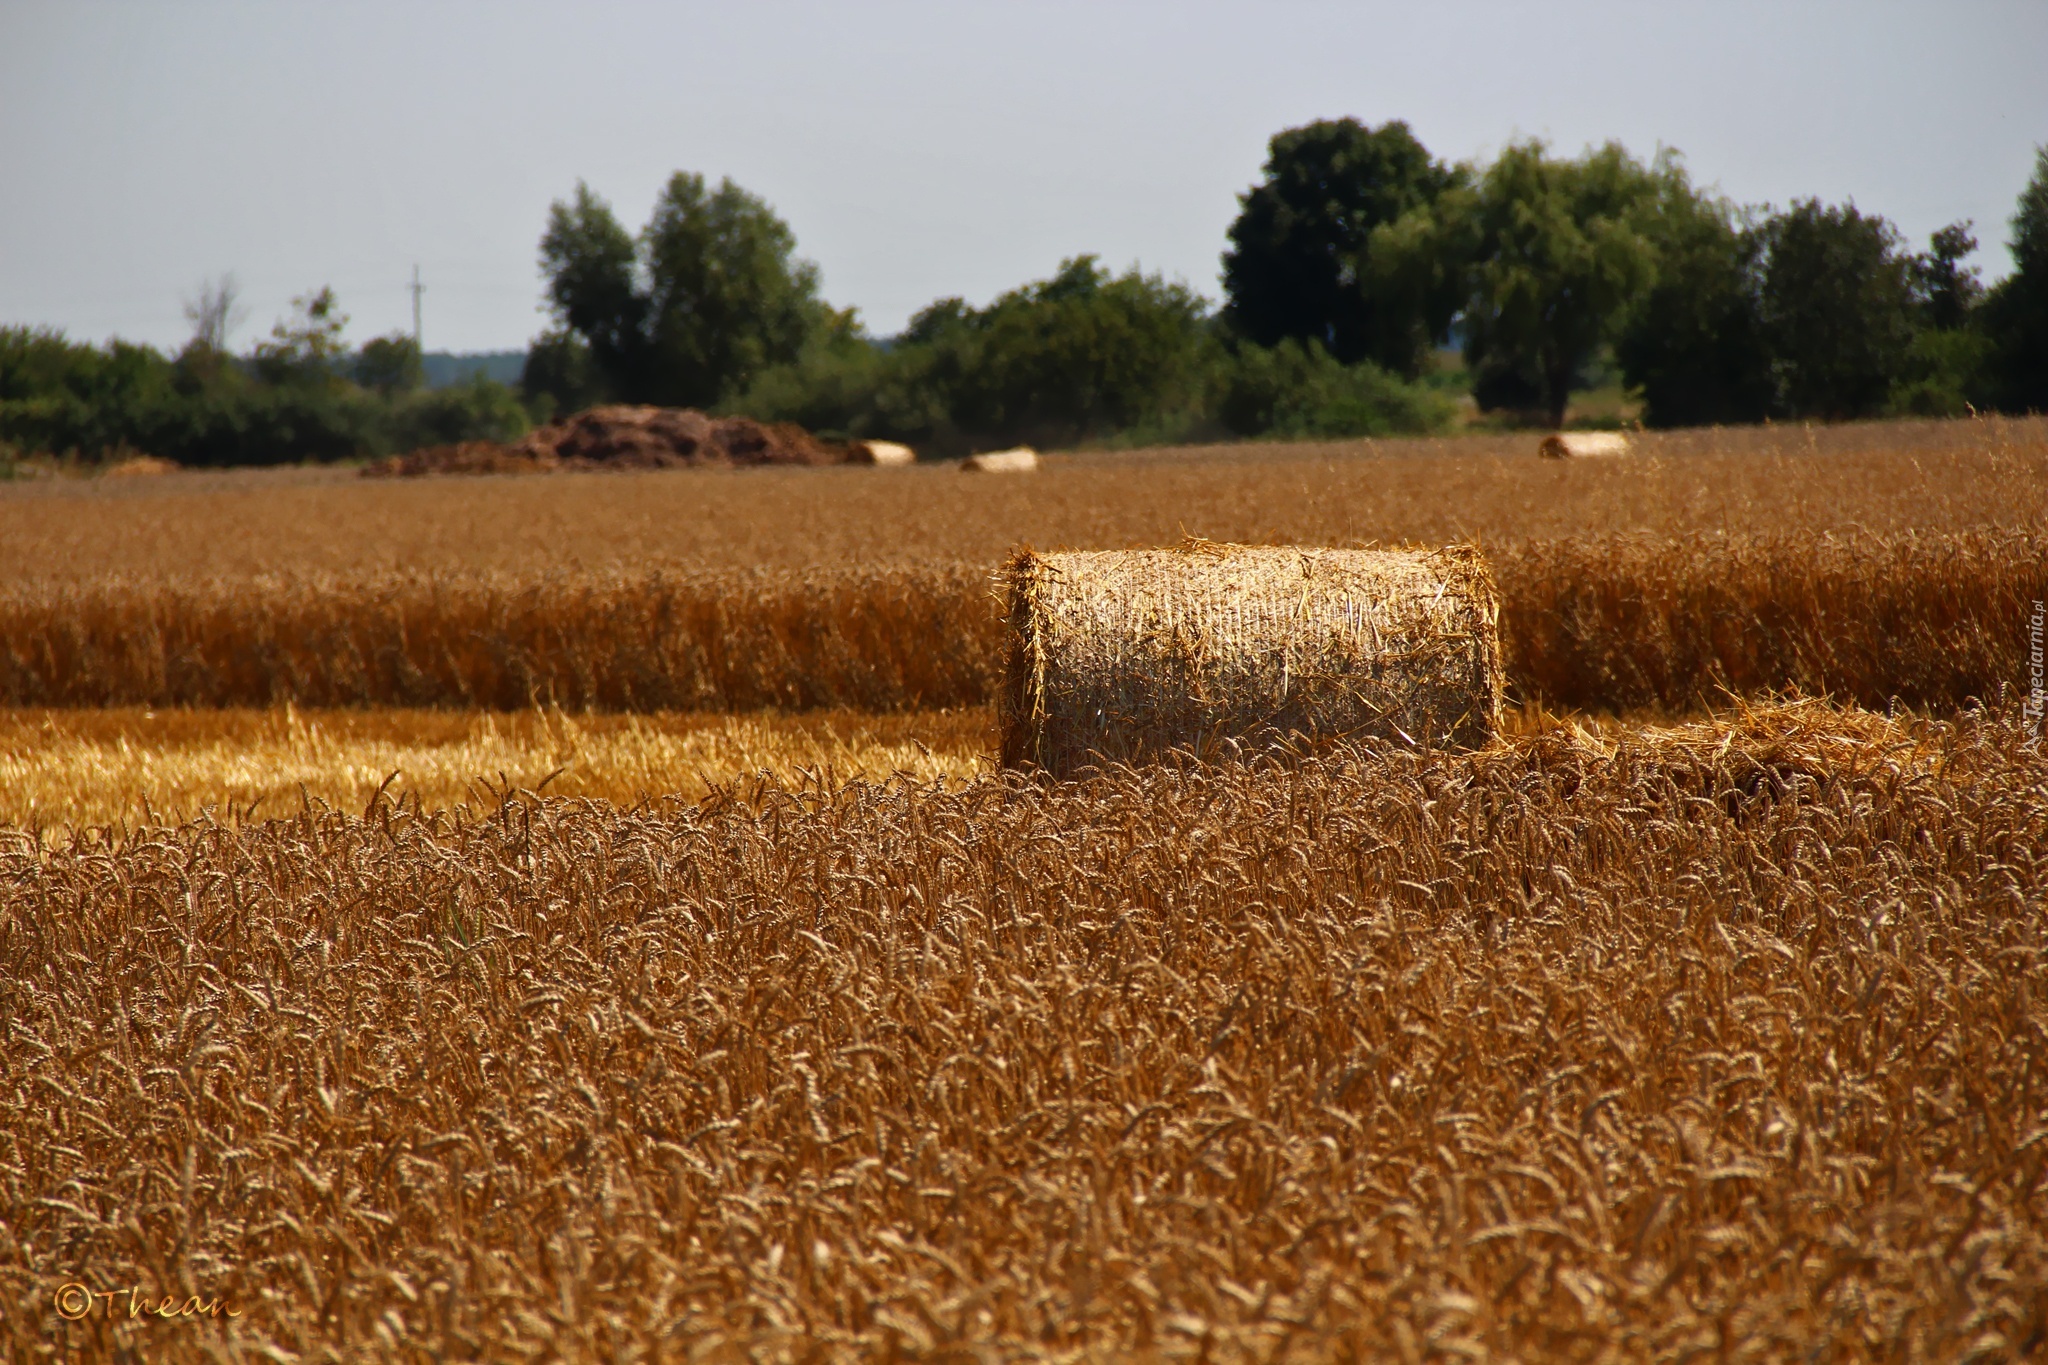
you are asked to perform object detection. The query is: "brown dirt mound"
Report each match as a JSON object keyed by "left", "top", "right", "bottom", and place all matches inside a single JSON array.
[{"left": 365, "top": 406, "right": 849, "bottom": 478}]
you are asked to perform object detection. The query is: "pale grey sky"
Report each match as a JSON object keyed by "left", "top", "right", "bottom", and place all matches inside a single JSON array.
[{"left": 2, "top": 0, "right": 2043, "bottom": 354}]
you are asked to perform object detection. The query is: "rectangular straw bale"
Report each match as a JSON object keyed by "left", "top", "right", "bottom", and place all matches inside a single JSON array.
[
  {"left": 1539, "top": 431, "right": 1631, "bottom": 459},
  {"left": 849, "top": 439, "right": 916, "bottom": 466},
  {"left": 999, "top": 541, "right": 1504, "bottom": 776},
  {"left": 962, "top": 447, "right": 1039, "bottom": 473}
]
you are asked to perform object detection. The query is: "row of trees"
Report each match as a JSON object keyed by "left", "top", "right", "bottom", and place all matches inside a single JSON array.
[
  {"left": 531, "top": 130, "right": 2048, "bottom": 445},
  {"left": 8, "top": 126, "right": 2044, "bottom": 466},
  {"left": 1218, "top": 122, "right": 2046, "bottom": 426},
  {"left": 524, "top": 171, "right": 1461, "bottom": 452},
  {"left": 0, "top": 283, "right": 531, "bottom": 467}
]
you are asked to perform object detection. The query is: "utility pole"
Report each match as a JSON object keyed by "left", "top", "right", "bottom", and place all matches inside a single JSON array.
[{"left": 409, "top": 265, "right": 425, "bottom": 353}]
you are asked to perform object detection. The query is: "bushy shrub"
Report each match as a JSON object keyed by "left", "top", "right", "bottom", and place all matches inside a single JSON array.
[
  {"left": 730, "top": 258, "right": 1223, "bottom": 454},
  {"left": 1886, "top": 328, "right": 1996, "bottom": 418},
  {"left": 0, "top": 316, "right": 530, "bottom": 466},
  {"left": 389, "top": 375, "right": 531, "bottom": 450},
  {"left": 137, "top": 386, "right": 389, "bottom": 468},
  {"left": 934, "top": 258, "right": 1219, "bottom": 450},
  {"left": 520, "top": 328, "right": 608, "bottom": 422},
  {"left": 1218, "top": 339, "right": 1456, "bottom": 438}
]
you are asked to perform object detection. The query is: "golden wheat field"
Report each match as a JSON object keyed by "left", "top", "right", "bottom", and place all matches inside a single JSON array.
[
  {"left": 2, "top": 417, "right": 2045, "bottom": 717},
  {"left": 4, "top": 418, "right": 2047, "bottom": 1361},
  {"left": 5, "top": 704, "right": 2046, "bottom": 1361},
  {"left": 3, "top": 418, "right": 2043, "bottom": 584}
]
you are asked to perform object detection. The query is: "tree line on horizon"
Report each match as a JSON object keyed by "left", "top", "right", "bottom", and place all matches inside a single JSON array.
[
  {"left": 0, "top": 283, "right": 533, "bottom": 469},
  {"left": 527, "top": 125, "right": 2048, "bottom": 450},
  {"left": 5, "top": 122, "right": 2047, "bottom": 467}
]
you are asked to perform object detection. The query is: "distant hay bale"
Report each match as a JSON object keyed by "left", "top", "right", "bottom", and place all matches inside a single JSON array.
[
  {"left": 962, "top": 447, "right": 1039, "bottom": 473},
  {"left": 1539, "top": 431, "right": 1631, "bottom": 459},
  {"left": 999, "top": 541, "right": 1503, "bottom": 776},
  {"left": 848, "top": 439, "right": 916, "bottom": 466}
]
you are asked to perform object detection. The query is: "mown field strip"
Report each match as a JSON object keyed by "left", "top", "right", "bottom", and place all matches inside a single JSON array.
[
  {"left": 0, "top": 705, "right": 993, "bottom": 830},
  {"left": 4, "top": 417, "right": 2041, "bottom": 586}
]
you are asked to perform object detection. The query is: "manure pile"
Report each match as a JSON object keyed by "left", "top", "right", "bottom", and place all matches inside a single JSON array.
[{"left": 369, "top": 405, "right": 849, "bottom": 477}]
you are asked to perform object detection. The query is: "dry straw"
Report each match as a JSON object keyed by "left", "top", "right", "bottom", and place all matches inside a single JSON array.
[
  {"left": 961, "top": 447, "right": 1039, "bottom": 473},
  {"left": 999, "top": 540, "right": 1504, "bottom": 775},
  {"left": 1539, "top": 431, "right": 1631, "bottom": 458},
  {"left": 6, "top": 703, "right": 2040, "bottom": 1359},
  {"left": 848, "top": 439, "right": 916, "bottom": 466}
]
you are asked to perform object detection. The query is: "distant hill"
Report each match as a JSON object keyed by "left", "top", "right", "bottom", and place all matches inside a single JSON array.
[{"left": 422, "top": 350, "right": 525, "bottom": 389}]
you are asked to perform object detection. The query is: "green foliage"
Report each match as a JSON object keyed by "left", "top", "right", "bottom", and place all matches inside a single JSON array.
[
  {"left": 1755, "top": 200, "right": 1918, "bottom": 421},
  {"left": 1458, "top": 141, "right": 1662, "bottom": 428},
  {"left": 1615, "top": 170, "right": 1774, "bottom": 428},
  {"left": 249, "top": 287, "right": 350, "bottom": 388},
  {"left": 1914, "top": 222, "right": 1984, "bottom": 331},
  {"left": 0, "top": 293, "right": 529, "bottom": 467},
  {"left": 1218, "top": 339, "right": 1455, "bottom": 438},
  {"left": 390, "top": 374, "right": 531, "bottom": 450},
  {"left": 520, "top": 328, "right": 609, "bottom": 421},
  {"left": 539, "top": 174, "right": 823, "bottom": 408},
  {"left": 1981, "top": 146, "right": 2048, "bottom": 413},
  {"left": 728, "top": 254, "right": 1455, "bottom": 452},
  {"left": 139, "top": 386, "right": 390, "bottom": 467},
  {"left": 1618, "top": 192, "right": 2006, "bottom": 427},
  {"left": 939, "top": 258, "right": 1217, "bottom": 449},
  {"left": 719, "top": 316, "right": 932, "bottom": 441},
  {"left": 1222, "top": 119, "right": 1460, "bottom": 377},
  {"left": 731, "top": 257, "right": 1224, "bottom": 454},
  {"left": 354, "top": 334, "right": 424, "bottom": 396},
  {"left": 1886, "top": 327, "right": 1995, "bottom": 418},
  {"left": 0, "top": 327, "right": 179, "bottom": 456},
  {"left": 642, "top": 174, "right": 822, "bottom": 406},
  {"left": 538, "top": 184, "right": 645, "bottom": 392}
]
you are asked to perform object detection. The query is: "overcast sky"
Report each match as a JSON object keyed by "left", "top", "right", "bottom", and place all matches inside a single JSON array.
[{"left": 3, "top": 0, "right": 2044, "bottom": 354}]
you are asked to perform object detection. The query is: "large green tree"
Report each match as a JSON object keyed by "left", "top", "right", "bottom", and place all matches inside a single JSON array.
[
  {"left": 1754, "top": 199, "right": 1917, "bottom": 420},
  {"left": 1885, "top": 221, "right": 1992, "bottom": 418},
  {"left": 249, "top": 287, "right": 350, "bottom": 388},
  {"left": 725, "top": 257, "right": 1231, "bottom": 453},
  {"left": 915, "top": 256, "right": 1217, "bottom": 450},
  {"left": 520, "top": 328, "right": 609, "bottom": 419},
  {"left": 1615, "top": 167, "right": 1773, "bottom": 428},
  {"left": 1458, "top": 141, "right": 1661, "bottom": 428},
  {"left": 537, "top": 183, "right": 644, "bottom": 396},
  {"left": 1915, "top": 221, "right": 1984, "bottom": 331},
  {"left": 1221, "top": 119, "right": 1459, "bottom": 377},
  {"left": 353, "top": 334, "right": 423, "bottom": 396},
  {"left": 538, "top": 173, "right": 822, "bottom": 409},
  {"left": 1982, "top": 146, "right": 2048, "bottom": 413}
]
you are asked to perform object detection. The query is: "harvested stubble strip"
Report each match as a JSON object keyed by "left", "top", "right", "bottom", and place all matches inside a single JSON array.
[{"left": 999, "top": 540, "right": 1504, "bottom": 777}]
